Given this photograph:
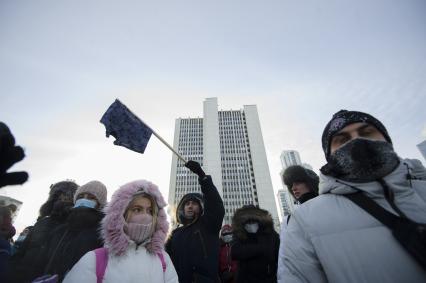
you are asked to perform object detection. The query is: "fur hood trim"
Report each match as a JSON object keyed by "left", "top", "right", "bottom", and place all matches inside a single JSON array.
[
  {"left": 101, "top": 179, "right": 169, "bottom": 256},
  {"left": 232, "top": 205, "right": 274, "bottom": 241}
]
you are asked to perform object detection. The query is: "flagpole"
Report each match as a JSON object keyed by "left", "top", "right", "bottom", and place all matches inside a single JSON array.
[{"left": 138, "top": 117, "right": 187, "bottom": 163}]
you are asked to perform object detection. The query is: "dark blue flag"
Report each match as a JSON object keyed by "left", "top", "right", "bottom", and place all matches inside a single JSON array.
[{"left": 100, "top": 99, "right": 153, "bottom": 154}]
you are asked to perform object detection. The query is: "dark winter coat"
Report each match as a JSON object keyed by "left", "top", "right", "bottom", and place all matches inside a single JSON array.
[
  {"left": 44, "top": 207, "right": 104, "bottom": 282},
  {"left": 0, "top": 236, "right": 11, "bottom": 283},
  {"left": 231, "top": 206, "right": 280, "bottom": 283},
  {"left": 166, "top": 176, "right": 225, "bottom": 283},
  {"left": 9, "top": 215, "right": 68, "bottom": 283}
]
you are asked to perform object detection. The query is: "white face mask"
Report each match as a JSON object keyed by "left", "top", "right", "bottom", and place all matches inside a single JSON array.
[
  {"left": 222, "top": 234, "right": 233, "bottom": 243},
  {"left": 244, "top": 223, "right": 259, "bottom": 234}
]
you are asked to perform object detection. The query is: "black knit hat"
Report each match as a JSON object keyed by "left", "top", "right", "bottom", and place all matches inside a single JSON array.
[
  {"left": 283, "top": 165, "right": 319, "bottom": 197},
  {"left": 321, "top": 110, "right": 392, "bottom": 160}
]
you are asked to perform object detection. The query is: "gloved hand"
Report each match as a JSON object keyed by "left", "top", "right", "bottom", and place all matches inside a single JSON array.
[
  {"left": 185, "top": 160, "right": 206, "bottom": 178},
  {"left": 0, "top": 122, "right": 29, "bottom": 188}
]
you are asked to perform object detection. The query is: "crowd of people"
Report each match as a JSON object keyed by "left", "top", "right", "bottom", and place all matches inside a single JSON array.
[{"left": 0, "top": 109, "right": 425, "bottom": 283}]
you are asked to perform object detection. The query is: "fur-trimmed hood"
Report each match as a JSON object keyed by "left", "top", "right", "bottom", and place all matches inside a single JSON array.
[
  {"left": 101, "top": 179, "right": 169, "bottom": 257},
  {"left": 232, "top": 205, "right": 274, "bottom": 241}
]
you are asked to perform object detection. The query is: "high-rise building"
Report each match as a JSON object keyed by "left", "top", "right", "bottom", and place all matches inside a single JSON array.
[
  {"left": 417, "top": 140, "right": 426, "bottom": 161},
  {"left": 280, "top": 150, "right": 302, "bottom": 169},
  {"left": 169, "top": 98, "right": 279, "bottom": 226},
  {"left": 277, "top": 189, "right": 292, "bottom": 217}
]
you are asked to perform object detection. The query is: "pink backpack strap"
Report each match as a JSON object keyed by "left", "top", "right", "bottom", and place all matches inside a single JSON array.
[
  {"left": 157, "top": 252, "right": 167, "bottom": 273},
  {"left": 95, "top": 248, "right": 108, "bottom": 283}
]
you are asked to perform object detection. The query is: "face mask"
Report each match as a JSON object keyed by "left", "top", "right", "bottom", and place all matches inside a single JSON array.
[
  {"left": 74, "top": 198, "right": 97, "bottom": 209},
  {"left": 125, "top": 214, "right": 153, "bottom": 244},
  {"left": 16, "top": 235, "right": 26, "bottom": 242},
  {"left": 244, "top": 223, "right": 259, "bottom": 234},
  {"left": 321, "top": 138, "right": 399, "bottom": 183},
  {"left": 222, "top": 234, "right": 233, "bottom": 243}
]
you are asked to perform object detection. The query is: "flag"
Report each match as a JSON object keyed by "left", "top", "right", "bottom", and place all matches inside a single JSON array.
[{"left": 100, "top": 99, "right": 153, "bottom": 154}]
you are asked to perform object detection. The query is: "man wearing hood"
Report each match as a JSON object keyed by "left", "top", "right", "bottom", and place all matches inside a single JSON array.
[
  {"left": 281, "top": 110, "right": 426, "bottom": 282},
  {"left": 166, "top": 160, "right": 225, "bottom": 283}
]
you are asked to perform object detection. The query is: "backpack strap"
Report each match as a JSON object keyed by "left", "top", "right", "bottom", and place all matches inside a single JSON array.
[
  {"left": 157, "top": 252, "right": 167, "bottom": 273},
  {"left": 343, "top": 192, "right": 398, "bottom": 229},
  {"left": 95, "top": 248, "right": 108, "bottom": 283}
]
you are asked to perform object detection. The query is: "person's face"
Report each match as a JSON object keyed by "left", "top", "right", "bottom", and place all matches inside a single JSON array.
[
  {"left": 291, "top": 182, "right": 311, "bottom": 199},
  {"left": 184, "top": 200, "right": 200, "bottom": 219},
  {"left": 330, "top": 122, "right": 386, "bottom": 154},
  {"left": 76, "top": 192, "right": 99, "bottom": 209},
  {"left": 126, "top": 196, "right": 153, "bottom": 222}
]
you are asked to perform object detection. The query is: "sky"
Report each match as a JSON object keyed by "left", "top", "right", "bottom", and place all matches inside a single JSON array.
[{"left": 1, "top": 0, "right": 425, "bottom": 233}]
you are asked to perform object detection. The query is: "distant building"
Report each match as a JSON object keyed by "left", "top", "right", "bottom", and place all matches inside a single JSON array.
[
  {"left": 280, "top": 150, "right": 302, "bottom": 169},
  {"left": 417, "top": 140, "right": 426, "bottom": 161},
  {"left": 169, "top": 98, "right": 279, "bottom": 226}
]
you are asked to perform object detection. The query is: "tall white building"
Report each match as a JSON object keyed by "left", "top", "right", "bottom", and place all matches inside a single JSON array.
[
  {"left": 280, "top": 150, "right": 302, "bottom": 169},
  {"left": 417, "top": 140, "right": 426, "bottom": 161},
  {"left": 169, "top": 98, "right": 279, "bottom": 226},
  {"left": 277, "top": 189, "right": 292, "bottom": 217}
]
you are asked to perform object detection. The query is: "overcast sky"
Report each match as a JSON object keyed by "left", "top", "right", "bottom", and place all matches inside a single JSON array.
[{"left": 1, "top": 0, "right": 425, "bottom": 232}]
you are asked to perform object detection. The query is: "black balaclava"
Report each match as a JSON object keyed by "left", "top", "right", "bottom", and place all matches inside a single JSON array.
[
  {"left": 321, "top": 110, "right": 392, "bottom": 161},
  {"left": 320, "top": 110, "right": 399, "bottom": 182}
]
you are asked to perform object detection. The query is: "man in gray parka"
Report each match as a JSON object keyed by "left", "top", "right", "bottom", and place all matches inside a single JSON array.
[{"left": 281, "top": 110, "right": 426, "bottom": 283}]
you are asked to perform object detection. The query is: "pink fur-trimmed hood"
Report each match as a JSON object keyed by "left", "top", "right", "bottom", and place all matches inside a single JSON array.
[{"left": 101, "top": 179, "right": 169, "bottom": 256}]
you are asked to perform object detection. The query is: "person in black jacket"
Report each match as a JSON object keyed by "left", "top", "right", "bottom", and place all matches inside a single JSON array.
[
  {"left": 166, "top": 160, "right": 225, "bottom": 283},
  {"left": 231, "top": 205, "right": 280, "bottom": 283},
  {"left": 9, "top": 180, "right": 78, "bottom": 283},
  {"left": 43, "top": 180, "right": 107, "bottom": 282}
]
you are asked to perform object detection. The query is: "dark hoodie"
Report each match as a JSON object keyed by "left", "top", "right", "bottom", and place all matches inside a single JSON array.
[
  {"left": 166, "top": 175, "right": 225, "bottom": 283},
  {"left": 43, "top": 207, "right": 104, "bottom": 282},
  {"left": 231, "top": 206, "right": 280, "bottom": 283},
  {"left": 9, "top": 181, "right": 77, "bottom": 283}
]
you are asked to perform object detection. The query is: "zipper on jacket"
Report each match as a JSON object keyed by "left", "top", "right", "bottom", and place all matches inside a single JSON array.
[{"left": 194, "top": 230, "right": 208, "bottom": 259}]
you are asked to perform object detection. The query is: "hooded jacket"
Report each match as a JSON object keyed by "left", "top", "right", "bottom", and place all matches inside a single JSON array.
[
  {"left": 231, "top": 205, "right": 280, "bottom": 283},
  {"left": 280, "top": 159, "right": 426, "bottom": 283},
  {"left": 165, "top": 175, "right": 225, "bottom": 283},
  {"left": 63, "top": 180, "right": 178, "bottom": 283},
  {"left": 43, "top": 207, "right": 104, "bottom": 282}
]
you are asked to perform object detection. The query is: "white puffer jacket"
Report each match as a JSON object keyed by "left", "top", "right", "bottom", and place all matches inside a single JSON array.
[
  {"left": 279, "top": 159, "right": 426, "bottom": 283},
  {"left": 63, "top": 242, "right": 178, "bottom": 283}
]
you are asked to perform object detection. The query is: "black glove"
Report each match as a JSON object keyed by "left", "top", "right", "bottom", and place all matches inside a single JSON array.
[
  {"left": 185, "top": 160, "right": 206, "bottom": 178},
  {"left": 0, "top": 122, "right": 29, "bottom": 188}
]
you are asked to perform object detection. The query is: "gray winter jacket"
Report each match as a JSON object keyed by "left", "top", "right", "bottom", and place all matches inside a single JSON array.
[{"left": 279, "top": 158, "right": 426, "bottom": 283}]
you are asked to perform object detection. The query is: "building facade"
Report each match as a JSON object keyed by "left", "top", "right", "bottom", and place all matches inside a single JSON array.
[
  {"left": 417, "top": 140, "right": 426, "bottom": 161},
  {"left": 169, "top": 98, "right": 279, "bottom": 226}
]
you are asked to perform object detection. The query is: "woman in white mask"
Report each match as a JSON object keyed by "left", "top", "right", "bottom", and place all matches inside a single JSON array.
[
  {"left": 231, "top": 205, "right": 280, "bottom": 283},
  {"left": 64, "top": 179, "right": 178, "bottom": 283}
]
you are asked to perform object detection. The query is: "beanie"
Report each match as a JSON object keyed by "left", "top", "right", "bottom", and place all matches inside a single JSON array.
[
  {"left": 74, "top": 180, "right": 107, "bottom": 208},
  {"left": 321, "top": 110, "right": 392, "bottom": 160}
]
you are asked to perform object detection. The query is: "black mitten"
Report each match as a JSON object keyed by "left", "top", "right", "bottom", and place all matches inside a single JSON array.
[
  {"left": 0, "top": 122, "right": 28, "bottom": 188},
  {"left": 185, "top": 160, "right": 206, "bottom": 178}
]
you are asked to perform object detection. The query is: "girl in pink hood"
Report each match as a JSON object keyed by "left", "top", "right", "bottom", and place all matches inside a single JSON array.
[{"left": 63, "top": 180, "right": 178, "bottom": 283}]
